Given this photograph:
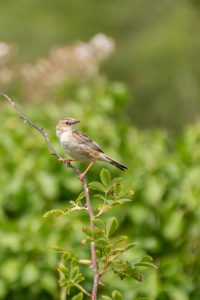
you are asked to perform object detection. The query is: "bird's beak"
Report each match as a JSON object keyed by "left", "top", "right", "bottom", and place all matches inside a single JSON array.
[{"left": 72, "top": 120, "right": 80, "bottom": 125}]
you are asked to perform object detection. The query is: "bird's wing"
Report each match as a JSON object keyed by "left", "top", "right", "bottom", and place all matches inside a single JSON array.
[{"left": 73, "top": 130, "right": 104, "bottom": 153}]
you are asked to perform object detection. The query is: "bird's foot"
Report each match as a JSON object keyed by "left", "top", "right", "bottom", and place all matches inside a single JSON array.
[
  {"left": 79, "top": 173, "right": 85, "bottom": 182},
  {"left": 59, "top": 158, "right": 73, "bottom": 165},
  {"left": 78, "top": 162, "right": 94, "bottom": 182}
]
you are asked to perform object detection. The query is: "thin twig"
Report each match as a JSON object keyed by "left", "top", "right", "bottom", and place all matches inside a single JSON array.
[
  {"left": 0, "top": 92, "right": 81, "bottom": 174},
  {"left": 75, "top": 283, "right": 92, "bottom": 298},
  {"left": 0, "top": 92, "right": 99, "bottom": 300},
  {"left": 81, "top": 176, "right": 99, "bottom": 300}
]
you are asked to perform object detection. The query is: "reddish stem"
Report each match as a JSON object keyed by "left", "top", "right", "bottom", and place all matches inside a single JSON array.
[{"left": 81, "top": 176, "right": 99, "bottom": 300}]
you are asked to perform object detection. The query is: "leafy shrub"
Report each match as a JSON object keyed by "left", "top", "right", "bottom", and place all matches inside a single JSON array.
[{"left": 0, "top": 64, "right": 200, "bottom": 300}]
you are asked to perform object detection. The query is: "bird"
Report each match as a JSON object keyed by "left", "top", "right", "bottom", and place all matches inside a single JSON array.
[{"left": 56, "top": 117, "right": 127, "bottom": 180}]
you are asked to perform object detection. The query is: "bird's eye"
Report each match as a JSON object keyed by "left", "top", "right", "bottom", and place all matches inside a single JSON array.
[{"left": 65, "top": 121, "right": 69, "bottom": 125}]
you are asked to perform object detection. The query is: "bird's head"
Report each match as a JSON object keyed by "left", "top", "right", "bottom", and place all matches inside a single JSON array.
[{"left": 56, "top": 118, "right": 80, "bottom": 132}]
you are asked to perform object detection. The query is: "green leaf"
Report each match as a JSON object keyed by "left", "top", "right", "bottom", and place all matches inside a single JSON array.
[
  {"left": 70, "top": 266, "right": 79, "bottom": 279},
  {"left": 96, "top": 203, "right": 112, "bottom": 214},
  {"left": 59, "top": 266, "right": 69, "bottom": 276},
  {"left": 111, "top": 236, "right": 128, "bottom": 245},
  {"left": 135, "top": 261, "right": 157, "bottom": 270},
  {"left": 112, "top": 290, "right": 122, "bottom": 300},
  {"left": 106, "top": 200, "right": 114, "bottom": 205},
  {"left": 49, "top": 245, "right": 64, "bottom": 252},
  {"left": 108, "top": 177, "right": 122, "bottom": 187},
  {"left": 76, "top": 191, "right": 85, "bottom": 204},
  {"left": 73, "top": 273, "right": 84, "bottom": 284},
  {"left": 100, "top": 169, "right": 111, "bottom": 186},
  {"left": 127, "top": 190, "right": 134, "bottom": 196},
  {"left": 106, "top": 217, "right": 118, "bottom": 237},
  {"left": 116, "top": 198, "right": 132, "bottom": 204},
  {"left": 125, "top": 242, "right": 137, "bottom": 250},
  {"left": 63, "top": 252, "right": 72, "bottom": 261},
  {"left": 82, "top": 227, "right": 93, "bottom": 238},
  {"left": 43, "top": 209, "right": 64, "bottom": 218},
  {"left": 101, "top": 296, "right": 112, "bottom": 300},
  {"left": 131, "top": 272, "right": 143, "bottom": 282},
  {"left": 79, "top": 259, "right": 92, "bottom": 266},
  {"left": 111, "top": 248, "right": 125, "bottom": 254},
  {"left": 141, "top": 255, "right": 153, "bottom": 262},
  {"left": 72, "top": 292, "right": 83, "bottom": 300},
  {"left": 93, "top": 218, "right": 105, "bottom": 228},
  {"left": 94, "top": 194, "right": 106, "bottom": 201},
  {"left": 95, "top": 237, "right": 109, "bottom": 250},
  {"left": 114, "top": 262, "right": 143, "bottom": 281},
  {"left": 89, "top": 181, "right": 106, "bottom": 192},
  {"left": 59, "top": 278, "right": 68, "bottom": 286}
]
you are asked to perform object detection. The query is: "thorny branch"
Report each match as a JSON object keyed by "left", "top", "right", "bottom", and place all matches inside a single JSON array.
[{"left": 0, "top": 92, "right": 99, "bottom": 300}]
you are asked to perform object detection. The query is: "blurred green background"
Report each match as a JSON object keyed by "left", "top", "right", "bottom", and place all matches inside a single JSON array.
[
  {"left": 1, "top": 0, "right": 200, "bottom": 130},
  {"left": 0, "top": 0, "right": 200, "bottom": 299}
]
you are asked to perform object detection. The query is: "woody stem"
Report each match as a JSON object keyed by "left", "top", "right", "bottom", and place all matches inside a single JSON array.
[{"left": 81, "top": 175, "right": 99, "bottom": 300}]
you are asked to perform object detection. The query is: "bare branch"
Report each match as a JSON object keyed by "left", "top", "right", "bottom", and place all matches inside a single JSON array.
[
  {"left": 81, "top": 176, "right": 99, "bottom": 300},
  {"left": 0, "top": 92, "right": 80, "bottom": 174}
]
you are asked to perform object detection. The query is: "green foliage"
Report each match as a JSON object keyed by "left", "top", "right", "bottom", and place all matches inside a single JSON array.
[
  {"left": 45, "top": 169, "right": 154, "bottom": 298},
  {"left": 90, "top": 169, "right": 133, "bottom": 218},
  {"left": 0, "top": 71, "right": 200, "bottom": 299},
  {"left": 58, "top": 254, "right": 84, "bottom": 295}
]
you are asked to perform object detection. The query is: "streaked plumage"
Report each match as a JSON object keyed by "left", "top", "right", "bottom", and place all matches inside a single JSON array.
[{"left": 56, "top": 118, "right": 127, "bottom": 177}]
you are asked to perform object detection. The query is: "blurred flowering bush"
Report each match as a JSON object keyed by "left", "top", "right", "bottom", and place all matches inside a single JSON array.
[
  {"left": 21, "top": 34, "right": 115, "bottom": 101},
  {"left": 0, "top": 35, "right": 200, "bottom": 300},
  {"left": 0, "top": 34, "right": 115, "bottom": 101},
  {"left": 0, "top": 42, "right": 17, "bottom": 88}
]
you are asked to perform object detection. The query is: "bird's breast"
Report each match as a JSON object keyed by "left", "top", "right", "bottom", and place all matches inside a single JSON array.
[
  {"left": 59, "top": 131, "right": 72, "bottom": 146},
  {"left": 58, "top": 130, "right": 88, "bottom": 160}
]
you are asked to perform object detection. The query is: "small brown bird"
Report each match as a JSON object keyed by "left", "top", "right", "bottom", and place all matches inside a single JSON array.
[{"left": 56, "top": 118, "right": 127, "bottom": 179}]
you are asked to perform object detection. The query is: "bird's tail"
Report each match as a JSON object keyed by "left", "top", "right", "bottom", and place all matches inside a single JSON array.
[{"left": 103, "top": 155, "right": 127, "bottom": 171}]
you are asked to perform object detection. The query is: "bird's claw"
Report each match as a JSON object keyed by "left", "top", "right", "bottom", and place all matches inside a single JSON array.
[
  {"left": 58, "top": 158, "right": 71, "bottom": 165},
  {"left": 79, "top": 173, "right": 85, "bottom": 181}
]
